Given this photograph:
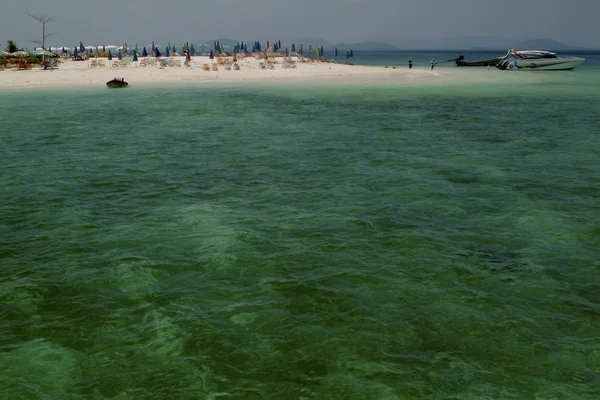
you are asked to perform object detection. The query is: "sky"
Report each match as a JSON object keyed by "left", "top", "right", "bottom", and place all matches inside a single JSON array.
[{"left": 1, "top": 0, "right": 599, "bottom": 49}]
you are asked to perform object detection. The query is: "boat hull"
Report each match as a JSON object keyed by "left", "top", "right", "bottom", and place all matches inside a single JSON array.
[{"left": 504, "top": 58, "right": 585, "bottom": 71}]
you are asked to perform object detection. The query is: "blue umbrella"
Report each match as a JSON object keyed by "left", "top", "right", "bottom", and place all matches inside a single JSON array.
[
  {"left": 142, "top": 47, "right": 147, "bottom": 57},
  {"left": 172, "top": 45, "right": 176, "bottom": 53},
  {"left": 108, "top": 50, "right": 112, "bottom": 60},
  {"left": 133, "top": 52, "right": 138, "bottom": 62},
  {"left": 214, "top": 41, "right": 217, "bottom": 50},
  {"left": 62, "top": 46, "right": 65, "bottom": 53},
  {"left": 190, "top": 44, "right": 196, "bottom": 56},
  {"left": 320, "top": 46, "right": 324, "bottom": 57},
  {"left": 74, "top": 47, "right": 78, "bottom": 57},
  {"left": 103, "top": 45, "right": 106, "bottom": 52},
  {"left": 335, "top": 48, "right": 338, "bottom": 57},
  {"left": 155, "top": 48, "right": 161, "bottom": 57},
  {"left": 166, "top": 46, "right": 170, "bottom": 57},
  {"left": 118, "top": 49, "right": 122, "bottom": 60},
  {"left": 209, "top": 49, "right": 214, "bottom": 59},
  {"left": 244, "top": 44, "right": 248, "bottom": 53},
  {"left": 292, "top": 43, "right": 296, "bottom": 52},
  {"left": 350, "top": 49, "right": 354, "bottom": 57}
]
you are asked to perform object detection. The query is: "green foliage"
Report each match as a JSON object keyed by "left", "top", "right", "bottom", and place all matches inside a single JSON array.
[{"left": 5, "top": 40, "right": 18, "bottom": 53}]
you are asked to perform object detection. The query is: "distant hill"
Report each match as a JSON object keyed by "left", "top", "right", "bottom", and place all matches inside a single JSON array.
[
  {"left": 291, "top": 37, "right": 333, "bottom": 47},
  {"left": 512, "top": 38, "right": 583, "bottom": 51},
  {"left": 331, "top": 41, "right": 398, "bottom": 51}
]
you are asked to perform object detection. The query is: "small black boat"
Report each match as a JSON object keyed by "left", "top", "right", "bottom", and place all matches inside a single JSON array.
[{"left": 106, "top": 78, "right": 128, "bottom": 88}]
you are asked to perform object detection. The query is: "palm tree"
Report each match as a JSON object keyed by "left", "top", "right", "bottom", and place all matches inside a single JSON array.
[{"left": 5, "top": 40, "right": 18, "bottom": 53}]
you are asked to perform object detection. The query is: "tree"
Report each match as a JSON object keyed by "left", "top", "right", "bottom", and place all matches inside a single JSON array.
[
  {"left": 26, "top": 13, "right": 57, "bottom": 50},
  {"left": 5, "top": 40, "right": 18, "bottom": 53}
]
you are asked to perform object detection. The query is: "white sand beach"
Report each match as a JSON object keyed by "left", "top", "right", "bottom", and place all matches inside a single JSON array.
[{"left": 0, "top": 55, "right": 449, "bottom": 89}]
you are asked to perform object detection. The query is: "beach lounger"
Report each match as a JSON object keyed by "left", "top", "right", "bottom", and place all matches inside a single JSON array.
[
  {"left": 267, "top": 61, "right": 275, "bottom": 70},
  {"left": 174, "top": 60, "right": 182, "bottom": 67},
  {"left": 43, "top": 61, "right": 58, "bottom": 70},
  {"left": 233, "top": 63, "right": 240, "bottom": 71},
  {"left": 211, "top": 63, "right": 218, "bottom": 71},
  {"left": 160, "top": 59, "right": 168, "bottom": 68},
  {"left": 98, "top": 60, "right": 106, "bottom": 67},
  {"left": 89, "top": 60, "right": 97, "bottom": 68},
  {"left": 259, "top": 62, "right": 266, "bottom": 70},
  {"left": 203, "top": 64, "right": 210, "bottom": 71},
  {"left": 139, "top": 59, "right": 146, "bottom": 67},
  {"left": 119, "top": 60, "right": 128, "bottom": 67},
  {"left": 111, "top": 61, "right": 120, "bottom": 68},
  {"left": 168, "top": 59, "right": 175, "bottom": 67}
]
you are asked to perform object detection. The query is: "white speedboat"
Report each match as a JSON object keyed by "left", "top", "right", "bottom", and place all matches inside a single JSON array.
[{"left": 497, "top": 49, "right": 585, "bottom": 71}]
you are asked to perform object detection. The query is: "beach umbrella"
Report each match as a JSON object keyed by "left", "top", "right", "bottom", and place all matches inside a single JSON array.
[
  {"left": 142, "top": 47, "right": 147, "bottom": 57},
  {"left": 285, "top": 47, "right": 289, "bottom": 57},
  {"left": 320, "top": 46, "right": 324, "bottom": 57},
  {"left": 165, "top": 46, "right": 170, "bottom": 57},
  {"left": 299, "top": 44, "right": 303, "bottom": 55},
  {"left": 209, "top": 49, "right": 214, "bottom": 60},
  {"left": 118, "top": 49, "right": 122, "bottom": 60},
  {"left": 190, "top": 44, "right": 196, "bottom": 56},
  {"left": 172, "top": 45, "right": 176, "bottom": 53},
  {"left": 74, "top": 47, "right": 78, "bottom": 57},
  {"left": 335, "top": 48, "right": 338, "bottom": 57},
  {"left": 132, "top": 51, "right": 138, "bottom": 65},
  {"left": 350, "top": 49, "right": 354, "bottom": 57},
  {"left": 346, "top": 50, "right": 350, "bottom": 59},
  {"left": 152, "top": 42, "right": 156, "bottom": 52},
  {"left": 80, "top": 41, "right": 85, "bottom": 52},
  {"left": 155, "top": 47, "right": 161, "bottom": 58},
  {"left": 201, "top": 44, "right": 205, "bottom": 54},
  {"left": 220, "top": 44, "right": 224, "bottom": 54},
  {"left": 278, "top": 40, "right": 281, "bottom": 50},
  {"left": 108, "top": 50, "right": 112, "bottom": 60},
  {"left": 309, "top": 44, "right": 312, "bottom": 53},
  {"left": 102, "top": 45, "right": 105, "bottom": 52},
  {"left": 292, "top": 43, "right": 296, "bottom": 52},
  {"left": 62, "top": 46, "right": 66, "bottom": 53},
  {"left": 96, "top": 46, "right": 99, "bottom": 58},
  {"left": 214, "top": 41, "right": 217, "bottom": 50},
  {"left": 244, "top": 44, "right": 248, "bottom": 53}
]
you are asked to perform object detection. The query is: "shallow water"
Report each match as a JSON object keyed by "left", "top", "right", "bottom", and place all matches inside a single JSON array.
[{"left": 1, "top": 63, "right": 600, "bottom": 399}]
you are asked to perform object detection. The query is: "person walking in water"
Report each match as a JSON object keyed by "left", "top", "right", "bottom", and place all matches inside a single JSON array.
[
  {"left": 409, "top": 56, "right": 413, "bottom": 69},
  {"left": 431, "top": 58, "right": 435, "bottom": 70}
]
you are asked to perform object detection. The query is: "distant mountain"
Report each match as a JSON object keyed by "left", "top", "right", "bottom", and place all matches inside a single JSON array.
[
  {"left": 291, "top": 37, "right": 333, "bottom": 47},
  {"left": 513, "top": 38, "right": 583, "bottom": 51},
  {"left": 331, "top": 41, "right": 398, "bottom": 51}
]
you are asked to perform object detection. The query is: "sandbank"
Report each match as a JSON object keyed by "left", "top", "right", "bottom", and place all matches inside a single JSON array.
[{"left": 0, "top": 55, "right": 456, "bottom": 90}]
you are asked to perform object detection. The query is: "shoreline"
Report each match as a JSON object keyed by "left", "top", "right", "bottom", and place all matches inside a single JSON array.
[{"left": 0, "top": 55, "right": 452, "bottom": 90}]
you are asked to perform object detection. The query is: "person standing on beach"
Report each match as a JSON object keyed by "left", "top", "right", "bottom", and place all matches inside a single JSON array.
[
  {"left": 409, "top": 56, "right": 413, "bottom": 69},
  {"left": 431, "top": 58, "right": 435, "bottom": 70}
]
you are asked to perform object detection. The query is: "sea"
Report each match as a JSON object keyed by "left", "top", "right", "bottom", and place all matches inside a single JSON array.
[{"left": 1, "top": 50, "right": 600, "bottom": 399}]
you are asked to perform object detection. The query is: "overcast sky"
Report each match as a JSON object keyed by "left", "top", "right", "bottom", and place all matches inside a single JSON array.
[{"left": 1, "top": 0, "right": 598, "bottom": 48}]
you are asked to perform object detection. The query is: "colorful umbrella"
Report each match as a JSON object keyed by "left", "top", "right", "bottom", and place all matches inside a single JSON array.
[
  {"left": 209, "top": 49, "right": 214, "bottom": 59},
  {"left": 165, "top": 46, "right": 170, "bottom": 57},
  {"left": 142, "top": 47, "right": 147, "bottom": 57}
]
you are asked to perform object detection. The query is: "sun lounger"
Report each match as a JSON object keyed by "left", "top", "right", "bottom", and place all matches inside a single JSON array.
[
  {"left": 174, "top": 60, "right": 182, "bottom": 67},
  {"left": 89, "top": 60, "right": 97, "bottom": 68},
  {"left": 139, "top": 59, "right": 146, "bottom": 67},
  {"left": 119, "top": 60, "right": 128, "bottom": 67},
  {"left": 259, "top": 62, "right": 266, "bottom": 70},
  {"left": 111, "top": 61, "right": 120, "bottom": 68},
  {"left": 267, "top": 61, "right": 275, "bottom": 70},
  {"left": 160, "top": 59, "right": 168, "bottom": 68},
  {"left": 203, "top": 64, "right": 210, "bottom": 71},
  {"left": 168, "top": 59, "right": 175, "bottom": 67},
  {"left": 43, "top": 61, "right": 58, "bottom": 70},
  {"left": 211, "top": 63, "right": 218, "bottom": 71},
  {"left": 233, "top": 63, "right": 240, "bottom": 71},
  {"left": 98, "top": 60, "right": 106, "bottom": 67}
]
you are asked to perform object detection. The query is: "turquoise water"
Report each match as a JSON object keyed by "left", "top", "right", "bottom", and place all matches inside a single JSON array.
[{"left": 2, "top": 68, "right": 600, "bottom": 399}]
